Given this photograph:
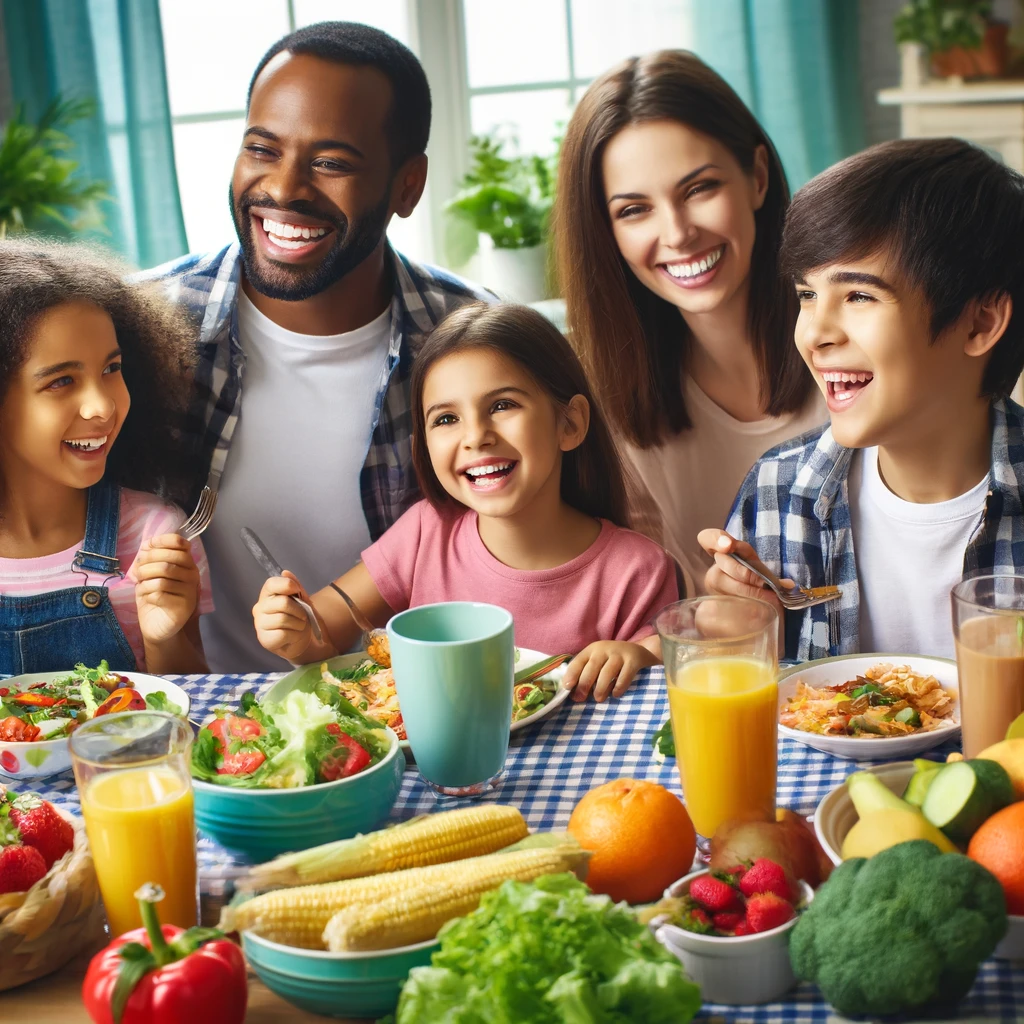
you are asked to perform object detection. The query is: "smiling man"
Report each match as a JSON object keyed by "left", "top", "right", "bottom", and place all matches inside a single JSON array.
[
  {"left": 698, "top": 138, "right": 1024, "bottom": 661},
  {"left": 145, "top": 23, "right": 493, "bottom": 670}
]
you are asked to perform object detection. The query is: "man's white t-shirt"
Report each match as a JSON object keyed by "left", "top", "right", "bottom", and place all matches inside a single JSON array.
[
  {"left": 200, "top": 290, "right": 391, "bottom": 671},
  {"left": 849, "top": 446, "right": 988, "bottom": 659}
]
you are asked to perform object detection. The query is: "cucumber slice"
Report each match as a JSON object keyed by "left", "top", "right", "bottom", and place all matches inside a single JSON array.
[
  {"left": 904, "top": 759, "right": 942, "bottom": 807},
  {"left": 921, "top": 759, "right": 1015, "bottom": 843},
  {"left": 894, "top": 706, "right": 921, "bottom": 727},
  {"left": 968, "top": 757, "right": 1015, "bottom": 810}
]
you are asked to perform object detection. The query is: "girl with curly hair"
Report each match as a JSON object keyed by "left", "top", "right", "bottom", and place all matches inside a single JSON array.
[{"left": 0, "top": 241, "right": 212, "bottom": 673}]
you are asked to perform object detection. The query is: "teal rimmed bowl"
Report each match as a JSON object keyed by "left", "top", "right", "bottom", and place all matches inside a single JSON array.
[
  {"left": 241, "top": 931, "right": 437, "bottom": 1018},
  {"left": 192, "top": 727, "right": 405, "bottom": 861}
]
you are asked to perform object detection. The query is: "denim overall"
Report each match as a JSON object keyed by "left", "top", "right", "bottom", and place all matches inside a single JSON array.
[{"left": 0, "top": 481, "right": 137, "bottom": 673}]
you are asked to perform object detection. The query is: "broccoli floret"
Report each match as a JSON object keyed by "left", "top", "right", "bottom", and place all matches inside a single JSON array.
[{"left": 789, "top": 840, "right": 1007, "bottom": 1017}]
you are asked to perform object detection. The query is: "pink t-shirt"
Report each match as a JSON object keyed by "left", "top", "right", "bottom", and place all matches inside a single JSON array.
[
  {"left": 361, "top": 501, "right": 678, "bottom": 654},
  {"left": 0, "top": 488, "right": 214, "bottom": 670}
]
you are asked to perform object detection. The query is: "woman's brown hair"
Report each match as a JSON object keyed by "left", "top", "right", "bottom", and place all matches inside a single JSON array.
[
  {"left": 410, "top": 302, "right": 630, "bottom": 527},
  {"left": 553, "top": 49, "right": 812, "bottom": 448}
]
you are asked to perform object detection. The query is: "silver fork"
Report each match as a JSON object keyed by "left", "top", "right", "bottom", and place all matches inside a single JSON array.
[
  {"left": 729, "top": 552, "right": 842, "bottom": 610},
  {"left": 328, "top": 582, "right": 390, "bottom": 665},
  {"left": 177, "top": 485, "right": 217, "bottom": 542}
]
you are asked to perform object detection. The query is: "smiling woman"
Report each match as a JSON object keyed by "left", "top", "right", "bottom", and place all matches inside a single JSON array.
[{"left": 553, "top": 50, "right": 826, "bottom": 594}]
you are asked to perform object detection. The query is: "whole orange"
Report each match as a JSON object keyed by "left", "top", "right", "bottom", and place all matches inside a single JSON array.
[
  {"left": 967, "top": 801, "right": 1024, "bottom": 914},
  {"left": 567, "top": 778, "right": 696, "bottom": 904}
]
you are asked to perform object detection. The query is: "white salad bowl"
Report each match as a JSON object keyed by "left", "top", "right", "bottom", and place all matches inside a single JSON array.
[
  {"left": 653, "top": 869, "right": 813, "bottom": 1005},
  {"left": 814, "top": 760, "right": 1024, "bottom": 961},
  {"left": 778, "top": 654, "right": 960, "bottom": 760},
  {"left": 0, "top": 670, "right": 190, "bottom": 780}
]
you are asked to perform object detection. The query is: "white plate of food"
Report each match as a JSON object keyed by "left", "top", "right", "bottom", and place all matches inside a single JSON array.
[
  {"left": 0, "top": 662, "right": 191, "bottom": 779},
  {"left": 266, "top": 648, "right": 572, "bottom": 753},
  {"left": 778, "top": 654, "right": 959, "bottom": 760}
]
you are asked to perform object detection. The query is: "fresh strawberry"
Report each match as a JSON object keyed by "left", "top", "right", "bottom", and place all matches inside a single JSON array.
[
  {"left": 745, "top": 892, "right": 795, "bottom": 933},
  {"left": 9, "top": 795, "right": 73, "bottom": 868},
  {"left": 738, "top": 857, "right": 794, "bottom": 901},
  {"left": 690, "top": 908, "right": 712, "bottom": 927},
  {"left": 689, "top": 874, "right": 740, "bottom": 912},
  {"left": 0, "top": 845, "right": 47, "bottom": 894},
  {"left": 712, "top": 911, "right": 744, "bottom": 933},
  {"left": 733, "top": 920, "right": 752, "bottom": 936}
]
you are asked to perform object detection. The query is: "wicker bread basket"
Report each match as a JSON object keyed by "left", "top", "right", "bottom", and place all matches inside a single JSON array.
[{"left": 0, "top": 808, "right": 106, "bottom": 991}]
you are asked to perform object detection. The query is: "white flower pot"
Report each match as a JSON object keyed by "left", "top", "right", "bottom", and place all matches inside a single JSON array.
[{"left": 476, "top": 237, "right": 548, "bottom": 303}]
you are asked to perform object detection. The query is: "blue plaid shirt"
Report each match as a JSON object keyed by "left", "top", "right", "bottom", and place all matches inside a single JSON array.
[
  {"left": 726, "top": 398, "right": 1024, "bottom": 662},
  {"left": 140, "top": 243, "right": 495, "bottom": 540}
]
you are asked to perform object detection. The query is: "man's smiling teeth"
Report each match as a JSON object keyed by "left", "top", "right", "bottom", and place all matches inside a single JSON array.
[
  {"left": 464, "top": 462, "right": 513, "bottom": 478},
  {"left": 262, "top": 218, "right": 328, "bottom": 249},
  {"left": 64, "top": 436, "right": 107, "bottom": 451},
  {"left": 664, "top": 245, "right": 724, "bottom": 279}
]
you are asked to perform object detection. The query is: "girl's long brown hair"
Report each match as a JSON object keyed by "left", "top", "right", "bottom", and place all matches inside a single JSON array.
[
  {"left": 553, "top": 50, "right": 812, "bottom": 448},
  {"left": 411, "top": 302, "right": 629, "bottom": 527}
]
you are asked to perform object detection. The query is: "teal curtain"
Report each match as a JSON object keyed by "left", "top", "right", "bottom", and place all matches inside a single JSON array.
[
  {"left": 692, "top": 0, "right": 865, "bottom": 190},
  {"left": 2, "top": 0, "right": 187, "bottom": 267}
]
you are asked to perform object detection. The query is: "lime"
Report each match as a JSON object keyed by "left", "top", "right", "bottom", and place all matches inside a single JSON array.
[{"left": 1007, "top": 711, "right": 1024, "bottom": 741}]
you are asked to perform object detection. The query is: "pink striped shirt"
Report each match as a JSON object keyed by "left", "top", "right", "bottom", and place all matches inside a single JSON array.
[{"left": 0, "top": 488, "right": 214, "bottom": 669}]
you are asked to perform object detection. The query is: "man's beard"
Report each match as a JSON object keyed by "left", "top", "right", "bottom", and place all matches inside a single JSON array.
[{"left": 231, "top": 186, "right": 392, "bottom": 302}]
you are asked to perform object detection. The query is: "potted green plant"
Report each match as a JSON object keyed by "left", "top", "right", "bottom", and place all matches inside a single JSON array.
[
  {"left": 0, "top": 96, "right": 108, "bottom": 240},
  {"left": 445, "top": 132, "right": 557, "bottom": 302},
  {"left": 894, "top": 0, "right": 1009, "bottom": 79}
]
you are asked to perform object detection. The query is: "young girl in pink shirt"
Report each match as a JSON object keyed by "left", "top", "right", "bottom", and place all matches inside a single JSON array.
[
  {"left": 254, "top": 302, "right": 678, "bottom": 702},
  {"left": 0, "top": 242, "right": 212, "bottom": 674}
]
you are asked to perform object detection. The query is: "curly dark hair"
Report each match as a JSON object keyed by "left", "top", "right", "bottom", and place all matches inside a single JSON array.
[{"left": 0, "top": 239, "right": 196, "bottom": 504}]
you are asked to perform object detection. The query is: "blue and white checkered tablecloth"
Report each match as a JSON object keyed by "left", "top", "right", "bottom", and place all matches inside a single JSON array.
[{"left": 17, "top": 668, "right": 1024, "bottom": 1022}]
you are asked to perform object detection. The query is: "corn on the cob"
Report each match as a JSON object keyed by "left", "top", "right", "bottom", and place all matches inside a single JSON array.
[
  {"left": 222, "top": 844, "right": 589, "bottom": 950},
  {"left": 240, "top": 804, "right": 528, "bottom": 890},
  {"left": 322, "top": 845, "right": 590, "bottom": 952}
]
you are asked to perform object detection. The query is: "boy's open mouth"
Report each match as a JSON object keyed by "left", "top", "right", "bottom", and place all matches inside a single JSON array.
[
  {"left": 461, "top": 460, "right": 518, "bottom": 491},
  {"left": 822, "top": 370, "right": 873, "bottom": 408}
]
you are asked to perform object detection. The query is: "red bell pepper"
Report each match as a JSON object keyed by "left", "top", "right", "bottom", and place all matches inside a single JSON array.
[
  {"left": 94, "top": 689, "right": 147, "bottom": 717},
  {"left": 82, "top": 884, "right": 247, "bottom": 1024},
  {"left": 10, "top": 692, "right": 59, "bottom": 707}
]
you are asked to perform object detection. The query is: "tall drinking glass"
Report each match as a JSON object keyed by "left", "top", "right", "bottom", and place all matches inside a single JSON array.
[
  {"left": 952, "top": 575, "right": 1024, "bottom": 758},
  {"left": 70, "top": 711, "right": 197, "bottom": 935},
  {"left": 387, "top": 602, "right": 514, "bottom": 796},
  {"left": 656, "top": 596, "right": 779, "bottom": 855}
]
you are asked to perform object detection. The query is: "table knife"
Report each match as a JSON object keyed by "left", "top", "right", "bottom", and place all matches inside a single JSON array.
[{"left": 240, "top": 527, "right": 323, "bottom": 643}]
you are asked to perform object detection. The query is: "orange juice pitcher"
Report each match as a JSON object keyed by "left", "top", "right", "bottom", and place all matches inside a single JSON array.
[{"left": 656, "top": 597, "right": 779, "bottom": 854}]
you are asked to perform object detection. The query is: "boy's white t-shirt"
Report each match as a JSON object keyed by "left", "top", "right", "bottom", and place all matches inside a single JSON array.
[
  {"left": 199, "top": 291, "right": 391, "bottom": 672},
  {"left": 849, "top": 446, "right": 988, "bottom": 659}
]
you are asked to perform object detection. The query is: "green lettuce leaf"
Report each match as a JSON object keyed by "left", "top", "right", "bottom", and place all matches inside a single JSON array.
[
  {"left": 144, "top": 691, "right": 183, "bottom": 716},
  {"left": 393, "top": 874, "right": 700, "bottom": 1024}
]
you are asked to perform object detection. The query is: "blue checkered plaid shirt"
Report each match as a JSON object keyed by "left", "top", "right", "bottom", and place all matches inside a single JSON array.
[
  {"left": 140, "top": 243, "right": 495, "bottom": 540},
  {"left": 726, "top": 398, "right": 1024, "bottom": 662}
]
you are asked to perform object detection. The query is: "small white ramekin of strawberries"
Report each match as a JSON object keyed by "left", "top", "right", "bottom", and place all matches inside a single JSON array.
[
  {"left": 645, "top": 858, "right": 813, "bottom": 1006},
  {"left": 0, "top": 785, "right": 106, "bottom": 991}
]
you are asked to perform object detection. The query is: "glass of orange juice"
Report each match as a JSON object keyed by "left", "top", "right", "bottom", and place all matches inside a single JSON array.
[
  {"left": 70, "top": 711, "right": 197, "bottom": 936},
  {"left": 656, "top": 596, "right": 779, "bottom": 856}
]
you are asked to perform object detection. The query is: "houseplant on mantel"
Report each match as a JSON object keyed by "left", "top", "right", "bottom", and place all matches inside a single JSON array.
[
  {"left": 445, "top": 132, "right": 556, "bottom": 303},
  {"left": 894, "top": 0, "right": 1009, "bottom": 81}
]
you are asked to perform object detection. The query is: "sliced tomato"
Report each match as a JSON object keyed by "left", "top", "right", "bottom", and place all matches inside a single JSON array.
[
  {"left": 514, "top": 684, "right": 535, "bottom": 703},
  {"left": 0, "top": 716, "right": 40, "bottom": 742},
  {"left": 319, "top": 726, "right": 371, "bottom": 782},
  {"left": 218, "top": 750, "right": 267, "bottom": 776}
]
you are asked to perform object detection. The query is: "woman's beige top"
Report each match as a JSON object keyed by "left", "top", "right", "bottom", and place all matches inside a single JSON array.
[{"left": 623, "top": 376, "right": 828, "bottom": 595}]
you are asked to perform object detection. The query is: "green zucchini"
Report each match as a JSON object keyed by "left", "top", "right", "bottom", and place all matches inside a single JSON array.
[{"left": 921, "top": 758, "right": 1015, "bottom": 843}]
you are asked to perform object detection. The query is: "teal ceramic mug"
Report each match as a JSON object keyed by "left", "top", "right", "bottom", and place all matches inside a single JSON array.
[{"left": 386, "top": 602, "right": 514, "bottom": 795}]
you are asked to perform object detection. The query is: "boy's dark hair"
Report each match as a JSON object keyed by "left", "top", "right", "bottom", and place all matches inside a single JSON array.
[
  {"left": 781, "top": 138, "right": 1024, "bottom": 398},
  {"left": 248, "top": 21, "right": 431, "bottom": 170},
  {"left": 0, "top": 240, "right": 196, "bottom": 505},
  {"left": 410, "top": 302, "right": 630, "bottom": 528}
]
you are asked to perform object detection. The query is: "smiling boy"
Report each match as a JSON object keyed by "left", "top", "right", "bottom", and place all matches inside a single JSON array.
[{"left": 698, "top": 138, "right": 1024, "bottom": 660}]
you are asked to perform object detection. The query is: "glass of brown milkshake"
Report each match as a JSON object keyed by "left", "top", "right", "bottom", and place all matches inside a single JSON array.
[{"left": 952, "top": 575, "right": 1024, "bottom": 758}]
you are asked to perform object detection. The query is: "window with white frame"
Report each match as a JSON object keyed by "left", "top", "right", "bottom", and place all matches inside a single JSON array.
[{"left": 158, "top": 0, "right": 693, "bottom": 266}]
